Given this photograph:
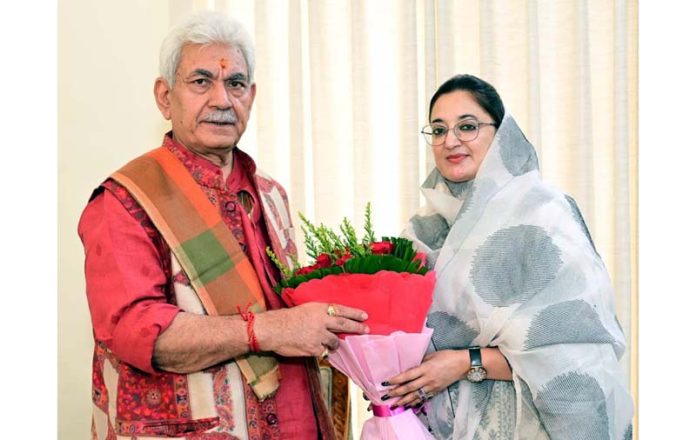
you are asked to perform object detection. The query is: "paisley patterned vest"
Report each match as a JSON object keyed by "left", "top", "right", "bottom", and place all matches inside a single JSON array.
[{"left": 88, "top": 144, "right": 335, "bottom": 440}]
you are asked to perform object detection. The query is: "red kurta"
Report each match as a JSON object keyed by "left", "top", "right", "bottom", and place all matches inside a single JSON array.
[{"left": 79, "top": 134, "right": 318, "bottom": 438}]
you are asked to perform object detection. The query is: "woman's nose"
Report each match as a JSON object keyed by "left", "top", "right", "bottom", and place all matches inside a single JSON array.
[{"left": 443, "top": 128, "right": 461, "bottom": 148}]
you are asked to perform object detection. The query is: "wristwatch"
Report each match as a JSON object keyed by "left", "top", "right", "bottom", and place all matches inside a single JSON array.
[{"left": 466, "top": 346, "right": 487, "bottom": 382}]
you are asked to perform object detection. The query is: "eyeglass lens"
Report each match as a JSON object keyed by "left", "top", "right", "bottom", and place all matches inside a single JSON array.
[{"left": 423, "top": 118, "right": 482, "bottom": 145}]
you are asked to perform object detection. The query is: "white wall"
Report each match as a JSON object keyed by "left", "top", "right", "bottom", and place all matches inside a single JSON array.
[
  {"left": 58, "top": 1, "right": 640, "bottom": 437},
  {"left": 58, "top": 1, "right": 170, "bottom": 438}
]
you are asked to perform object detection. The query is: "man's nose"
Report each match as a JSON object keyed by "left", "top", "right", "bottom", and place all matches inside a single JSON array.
[{"left": 209, "top": 81, "right": 232, "bottom": 108}]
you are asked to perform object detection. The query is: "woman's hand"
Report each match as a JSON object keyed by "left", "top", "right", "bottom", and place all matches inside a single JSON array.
[
  {"left": 383, "top": 349, "right": 470, "bottom": 408},
  {"left": 382, "top": 347, "right": 513, "bottom": 407}
]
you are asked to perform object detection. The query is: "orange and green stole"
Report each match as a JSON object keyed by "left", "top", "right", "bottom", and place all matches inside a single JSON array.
[{"left": 111, "top": 146, "right": 280, "bottom": 400}]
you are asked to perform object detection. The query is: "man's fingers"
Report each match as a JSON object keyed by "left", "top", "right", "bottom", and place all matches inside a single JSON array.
[
  {"left": 323, "top": 303, "right": 370, "bottom": 335},
  {"left": 327, "top": 317, "right": 369, "bottom": 335},
  {"left": 329, "top": 304, "right": 368, "bottom": 321},
  {"left": 324, "top": 334, "right": 340, "bottom": 351}
]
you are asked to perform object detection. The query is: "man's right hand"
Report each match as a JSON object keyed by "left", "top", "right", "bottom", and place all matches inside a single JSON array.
[{"left": 254, "top": 302, "right": 369, "bottom": 357}]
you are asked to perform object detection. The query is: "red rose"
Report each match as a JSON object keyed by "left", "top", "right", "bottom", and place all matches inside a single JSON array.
[
  {"left": 335, "top": 251, "right": 352, "bottom": 266},
  {"left": 315, "top": 253, "right": 332, "bottom": 268},
  {"left": 295, "top": 264, "right": 319, "bottom": 276},
  {"left": 413, "top": 252, "right": 427, "bottom": 269},
  {"left": 370, "top": 241, "right": 395, "bottom": 255}
]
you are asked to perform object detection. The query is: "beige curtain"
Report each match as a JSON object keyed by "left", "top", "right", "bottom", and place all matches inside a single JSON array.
[
  {"left": 58, "top": 0, "right": 637, "bottom": 437},
  {"left": 189, "top": 0, "right": 638, "bottom": 433}
]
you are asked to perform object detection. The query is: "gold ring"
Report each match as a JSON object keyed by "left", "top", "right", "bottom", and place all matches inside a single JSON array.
[
  {"left": 321, "top": 347, "right": 329, "bottom": 359},
  {"left": 327, "top": 304, "right": 337, "bottom": 317}
]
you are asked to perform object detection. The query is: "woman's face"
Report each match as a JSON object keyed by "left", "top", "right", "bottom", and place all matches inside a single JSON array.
[{"left": 429, "top": 90, "right": 497, "bottom": 182}]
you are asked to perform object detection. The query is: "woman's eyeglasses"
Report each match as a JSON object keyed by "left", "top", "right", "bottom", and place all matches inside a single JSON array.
[{"left": 421, "top": 117, "right": 496, "bottom": 145}]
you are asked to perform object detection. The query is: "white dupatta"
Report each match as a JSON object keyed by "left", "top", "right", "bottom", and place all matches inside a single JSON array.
[{"left": 403, "top": 114, "right": 633, "bottom": 440}]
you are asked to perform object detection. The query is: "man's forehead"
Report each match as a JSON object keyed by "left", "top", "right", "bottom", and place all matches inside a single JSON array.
[{"left": 178, "top": 43, "right": 248, "bottom": 75}]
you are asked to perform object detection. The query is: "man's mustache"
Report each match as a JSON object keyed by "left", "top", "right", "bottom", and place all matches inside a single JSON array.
[{"left": 201, "top": 111, "right": 238, "bottom": 124}]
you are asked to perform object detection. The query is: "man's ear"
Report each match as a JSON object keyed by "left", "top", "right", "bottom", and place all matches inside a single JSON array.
[
  {"left": 154, "top": 77, "right": 173, "bottom": 120},
  {"left": 247, "top": 82, "right": 257, "bottom": 111},
  {"left": 249, "top": 83, "right": 256, "bottom": 104}
]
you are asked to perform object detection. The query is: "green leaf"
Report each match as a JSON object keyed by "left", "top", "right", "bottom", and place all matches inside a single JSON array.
[
  {"left": 300, "top": 223, "right": 319, "bottom": 260},
  {"left": 362, "top": 202, "right": 376, "bottom": 244},
  {"left": 266, "top": 246, "right": 293, "bottom": 279},
  {"left": 268, "top": 203, "right": 428, "bottom": 297}
]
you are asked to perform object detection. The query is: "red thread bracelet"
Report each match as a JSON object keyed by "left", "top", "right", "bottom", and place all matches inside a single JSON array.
[{"left": 237, "top": 305, "right": 260, "bottom": 352}]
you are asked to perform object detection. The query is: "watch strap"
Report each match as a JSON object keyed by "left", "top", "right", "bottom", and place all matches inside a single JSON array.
[{"left": 468, "top": 346, "right": 482, "bottom": 368}]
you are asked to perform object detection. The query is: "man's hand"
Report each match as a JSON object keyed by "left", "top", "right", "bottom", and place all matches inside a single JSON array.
[
  {"left": 255, "top": 302, "right": 369, "bottom": 357},
  {"left": 154, "top": 302, "right": 369, "bottom": 373}
]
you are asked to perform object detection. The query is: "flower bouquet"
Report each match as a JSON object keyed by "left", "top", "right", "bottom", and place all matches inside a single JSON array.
[{"left": 268, "top": 204, "right": 435, "bottom": 439}]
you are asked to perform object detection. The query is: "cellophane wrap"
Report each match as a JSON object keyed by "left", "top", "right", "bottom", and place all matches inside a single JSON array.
[{"left": 282, "top": 270, "right": 436, "bottom": 439}]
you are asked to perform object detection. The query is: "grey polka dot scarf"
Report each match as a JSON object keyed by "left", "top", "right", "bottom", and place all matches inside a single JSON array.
[{"left": 403, "top": 114, "right": 633, "bottom": 439}]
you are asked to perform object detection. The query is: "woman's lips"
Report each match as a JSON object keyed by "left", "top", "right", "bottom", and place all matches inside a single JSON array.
[{"left": 446, "top": 153, "right": 468, "bottom": 164}]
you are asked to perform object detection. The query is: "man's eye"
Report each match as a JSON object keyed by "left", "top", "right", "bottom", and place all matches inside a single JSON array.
[
  {"left": 458, "top": 123, "right": 477, "bottom": 132},
  {"left": 226, "top": 80, "right": 247, "bottom": 89},
  {"left": 191, "top": 78, "right": 210, "bottom": 86}
]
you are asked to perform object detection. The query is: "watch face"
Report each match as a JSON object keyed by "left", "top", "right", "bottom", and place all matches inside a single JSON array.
[{"left": 467, "top": 367, "right": 487, "bottom": 383}]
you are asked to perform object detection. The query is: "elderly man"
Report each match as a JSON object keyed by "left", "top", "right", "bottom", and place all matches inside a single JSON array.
[{"left": 78, "top": 11, "right": 367, "bottom": 440}]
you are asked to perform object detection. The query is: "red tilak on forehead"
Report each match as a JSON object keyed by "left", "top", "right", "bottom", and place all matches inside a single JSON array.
[{"left": 219, "top": 58, "right": 228, "bottom": 70}]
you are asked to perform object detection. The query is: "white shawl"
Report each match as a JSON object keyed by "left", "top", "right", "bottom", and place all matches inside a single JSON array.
[{"left": 403, "top": 114, "right": 633, "bottom": 440}]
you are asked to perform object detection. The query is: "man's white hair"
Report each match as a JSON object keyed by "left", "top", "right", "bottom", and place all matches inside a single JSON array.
[{"left": 159, "top": 11, "right": 255, "bottom": 87}]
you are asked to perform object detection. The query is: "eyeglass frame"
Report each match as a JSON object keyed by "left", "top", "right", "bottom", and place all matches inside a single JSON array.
[{"left": 420, "top": 117, "right": 497, "bottom": 146}]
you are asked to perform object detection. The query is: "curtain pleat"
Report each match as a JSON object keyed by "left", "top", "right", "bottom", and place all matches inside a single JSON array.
[{"left": 182, "top": 0, "right": 638, "bottom": 434}]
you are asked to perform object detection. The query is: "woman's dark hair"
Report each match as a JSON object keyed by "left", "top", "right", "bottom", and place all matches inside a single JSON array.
[{"left": 428, "top": 74, "right": 505, "bottom": 128}]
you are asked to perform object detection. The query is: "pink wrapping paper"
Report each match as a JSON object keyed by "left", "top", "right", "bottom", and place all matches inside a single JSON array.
[
  {"left": 280, "top": 270, "right": 436, "bottom": 437},
  {"left": 328, "top": 329, "right": 435, "bottom": 440}
]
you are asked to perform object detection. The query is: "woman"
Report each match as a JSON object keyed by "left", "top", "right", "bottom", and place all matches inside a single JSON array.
[{"left": 384, "top": 74, "right": 633, "bottom": 439}]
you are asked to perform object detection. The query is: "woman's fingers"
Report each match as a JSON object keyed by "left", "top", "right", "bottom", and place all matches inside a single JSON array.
[
  {"left": 387, "top": 365, "right": 423, "bottom": 386},
  {"left": 391, "top": 384, "right": 437, "bottom": 408}
]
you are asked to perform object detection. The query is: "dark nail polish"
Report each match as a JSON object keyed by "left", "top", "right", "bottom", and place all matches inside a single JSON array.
[
  {"left": 381, "top": 381, "right": 390, "bottom": 387},
  {"left": 380, "top": 394, "right": 390, "bottom": 401}
]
